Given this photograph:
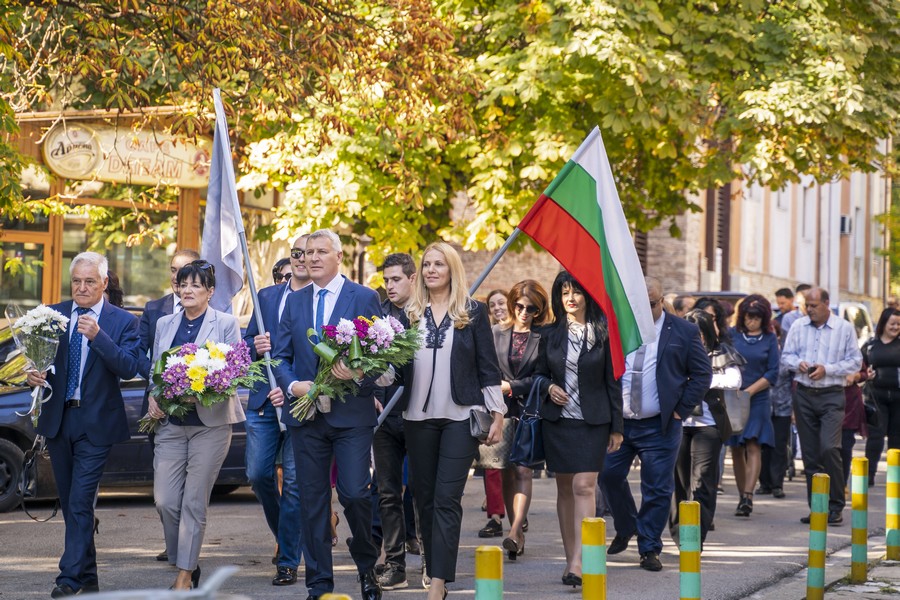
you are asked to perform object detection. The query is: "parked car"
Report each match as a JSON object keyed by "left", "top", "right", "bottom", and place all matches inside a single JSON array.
[{"left": 0, "top": 326, "right": 250, "bottom": 513}]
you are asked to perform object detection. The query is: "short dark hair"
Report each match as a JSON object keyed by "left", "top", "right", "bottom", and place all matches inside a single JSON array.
[
  {"left": 735, "top": 293, "right": 773, "bottom": 334},
  {"left": 381, "top": 253, "right": 416, "bottom": 278},
  {"left": 876, "top": 308, "right": 900, "bottom": 338},
  {"left": 177, "top": 259, "right": 216, "bottom": 289},
  {"left": 775, "top": 288, "right": 794, "bottom": 299},
  {"left": 673, "top": 295, "right": 694, "bottom": 312},
  {"left": 272, "top": 257, "right": 291, "bottom": 283},
  {"left": 796, "top": 283, "right": 812, "bottom": 293}
]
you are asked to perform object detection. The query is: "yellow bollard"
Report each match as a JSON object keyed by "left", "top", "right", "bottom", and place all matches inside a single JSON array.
[
  {"left": 321, "top": 595, "right": 351, "bottom": 600},
  {"left": 806, "top": 473, "right": 830, "bottom": 600},
  {"left": 850, "top": 457, "right": 869, "bottom": 583},
  {"left": 475, "top": 546, "right": 503, "bottom": 600},
  {"left": 679, "top": 501, "right": 701, "bottom": 600},
  {"left": 582, "top": 517, "right": 606, "bottom": 599},
  {"left": 888, "top": 449, "right": 900, "bottom": 560}
]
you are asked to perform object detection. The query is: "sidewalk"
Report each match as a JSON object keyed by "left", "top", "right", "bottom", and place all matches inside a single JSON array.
[{"left": 751, "top": 534, "right": 900, "bottom": 599}]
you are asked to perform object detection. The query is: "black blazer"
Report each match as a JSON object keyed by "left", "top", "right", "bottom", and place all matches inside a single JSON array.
[
  {"left": 534, "top": 320, "right": 623, "bottom": 434},
  {"left": 401, "top": 301, "right": 502, "bottom": 412},
  {"left": 492, "top": 324, "right": 541, "bottom": 406}
]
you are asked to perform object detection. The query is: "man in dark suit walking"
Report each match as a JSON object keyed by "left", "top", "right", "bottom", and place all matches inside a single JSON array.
[
  {"left": 243, "top": 233, "right": 310, "bottom": 586},
  {"left": 600, "top": 276, "right": 712, "bottom": 571},
  {"left": 273, "top": 229, "right": 388, "bottom": 600},
  {"left": 26, "top": 252, "right": 141, "bottom": 597}
]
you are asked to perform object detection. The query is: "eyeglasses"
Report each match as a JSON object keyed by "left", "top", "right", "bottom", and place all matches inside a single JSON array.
[
  {"left": 273, "top": 272, "right": 290, "bottom": 283},
  {"left": 515, "top": 302, "right": 539, "bottom": 315},
  {"left": 290, "top": 248, "right": 305, "bottom": 259},
  {"left": 191, "top": 260, "right": 215, "bottom": 274}
]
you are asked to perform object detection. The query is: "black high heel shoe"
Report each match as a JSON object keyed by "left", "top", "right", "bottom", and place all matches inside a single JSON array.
[
  {"left": 502, "top": 535, "right": 525, "bottom": 560},
  {"left": 191, "top": 566, "right": 201, "bottom": 588},
  {"left": 561, "top": 572, "right": 582, "bottom": 587}
]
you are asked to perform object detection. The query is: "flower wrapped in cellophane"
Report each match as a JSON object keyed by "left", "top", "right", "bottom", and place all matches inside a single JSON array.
[
  {"left": 6, "top": 304, "right": 70, "bottom": 428},
  {"left": 290, "top": 315, "right": 420, "bottom": 420},
  {"left": 138, "top": 340, "right": 269, "bottom": 433}
]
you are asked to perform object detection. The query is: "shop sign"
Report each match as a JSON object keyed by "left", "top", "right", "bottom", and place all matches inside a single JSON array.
[{"left": 42, "top": 122, "right": 212, "bottom": 188}]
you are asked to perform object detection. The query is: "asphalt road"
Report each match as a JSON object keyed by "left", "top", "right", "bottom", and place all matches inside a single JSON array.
[{"left": 0, "top": 450, "right": 887, "bottom": 600}]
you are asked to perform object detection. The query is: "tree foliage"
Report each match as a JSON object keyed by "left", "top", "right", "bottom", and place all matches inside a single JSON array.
[{"left": 1, "top": 0, "right": 898, "bottom": 262}]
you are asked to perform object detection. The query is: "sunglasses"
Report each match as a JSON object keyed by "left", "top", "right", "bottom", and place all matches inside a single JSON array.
[
  {"left": 515, "top": 302, "right": 539, "bottom": 315},
  {"left": 290, "top": 248, "right": 305, "bottom": 259},
  {"left": 273, "top": 272, "right": 290, "bottom": 283},
  {"left": 191, "top": 260, "right": 215, "bottom": 274}
]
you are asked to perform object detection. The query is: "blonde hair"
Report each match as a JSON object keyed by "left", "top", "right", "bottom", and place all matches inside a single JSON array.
[{"left": 406, "top": 242, "right": 472, "bottom": 329}]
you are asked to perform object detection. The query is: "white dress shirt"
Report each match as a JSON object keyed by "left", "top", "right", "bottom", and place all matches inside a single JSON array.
[{"left": 621, "top": 311, "right": 666, "bottom": 419}]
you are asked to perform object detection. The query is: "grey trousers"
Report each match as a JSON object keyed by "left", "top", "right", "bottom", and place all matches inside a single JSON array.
[
  {"left": 154, "top": 422, "right": 232, "bottom": 571},
  {"left": 793, "top": 386, "right": 845, "bottom": 513}
]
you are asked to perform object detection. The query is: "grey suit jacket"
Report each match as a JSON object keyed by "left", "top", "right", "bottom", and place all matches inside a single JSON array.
[{"left": 151, "top": 307, "right": 246, "bottom": 427}]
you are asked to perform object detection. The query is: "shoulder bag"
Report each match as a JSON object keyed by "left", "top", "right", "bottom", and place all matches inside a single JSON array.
[{"left": 509, "top": 375, "right": 547, "bottom": 467}]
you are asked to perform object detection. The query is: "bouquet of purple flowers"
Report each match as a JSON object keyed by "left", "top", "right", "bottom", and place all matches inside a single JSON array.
[
  {"left": 290, "top": 314, "right": 420, "bottom": 420},
  {"left": 138, "top": 340, "right": 269, "bottom": 432}
]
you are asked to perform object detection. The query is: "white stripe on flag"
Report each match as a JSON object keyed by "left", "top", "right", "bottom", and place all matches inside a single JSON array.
[{"left": 201, "top": 89, "right": 245, "bottom": 313}]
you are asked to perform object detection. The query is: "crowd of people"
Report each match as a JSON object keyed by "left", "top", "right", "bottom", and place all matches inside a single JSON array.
[{"left": 23, "top": 235, "right": 900, "bottom": 600}]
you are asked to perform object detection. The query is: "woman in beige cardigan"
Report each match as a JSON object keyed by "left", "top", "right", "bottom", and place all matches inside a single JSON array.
[{"left": 146, "top": 260, "right": 249, "bottom": 590}]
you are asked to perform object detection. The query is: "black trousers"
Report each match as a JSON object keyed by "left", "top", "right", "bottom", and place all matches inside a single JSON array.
[
  {"left": 793, "top": 387, "right": 845, "bottom": 513},
  {"left": 373, "top": 414, "right": 419, "bottom": 570},
  {"left": 670, "top": 425, "right": 721, "bottom": 543},
  {"left": 760, "top": 415, "right": 792, "bottom": 490},
  {"left": 405, "top": 418, "right": 478, "bottom": 583},
  {"left": 865, "top": 388, "right": 900, "bottom": 481}
]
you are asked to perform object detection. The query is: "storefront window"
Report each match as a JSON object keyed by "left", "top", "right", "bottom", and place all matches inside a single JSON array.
[
  {"left": 1, "top": 211, "right": 50, "bottom": 232},
  {"left": 62, "top": 208, "right": 178, "bottom": 308},
  {"left": 0, "top": 243, "right": 44, "bottom": 316}
]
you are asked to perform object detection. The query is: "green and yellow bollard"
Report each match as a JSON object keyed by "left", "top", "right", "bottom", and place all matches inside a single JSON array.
[
  {"left": 582, "top": 517, "right": 607, "bottom": 599},
  {"left": 475, "top": 545, "right": 503, "bottom": 600},
  {"left": 679, "top": 501, "right": 701, "bottom": 600},
  {"left": 850, "top": 456, "right": 869, "bottom": 583},
  {"left": 806, "top": 473, "right": 830, "bottom": 600},
  {"left": 888, "top": 449, "right": 900, "bottom": 560}
]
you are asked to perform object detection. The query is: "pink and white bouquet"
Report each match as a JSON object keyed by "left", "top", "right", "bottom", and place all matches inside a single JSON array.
[
  {"left": 7, "top": 304, "right": 70, "bottom": 428},
  {"left": 139, "top": 340, "right": 269, "bottom": 432},
  {"left": 290, "top": 315, "right": 420, "bottom": 420}
]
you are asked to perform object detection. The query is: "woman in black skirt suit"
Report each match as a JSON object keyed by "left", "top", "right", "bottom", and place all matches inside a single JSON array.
[{"left": 535, "top": 271, "right": 623, "bottom": 586}]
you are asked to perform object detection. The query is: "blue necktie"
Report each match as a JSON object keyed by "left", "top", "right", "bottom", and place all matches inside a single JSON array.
[
  {"left": 315, "top": 289, "right": 327, "bottom": 341},
  {"left": 65, "top": 307, "right": 90, "bottom": 401}
]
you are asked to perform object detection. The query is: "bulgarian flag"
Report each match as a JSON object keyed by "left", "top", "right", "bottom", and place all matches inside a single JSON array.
[{"left": 518, "top": 127, "right": 655, "bottom": 378}]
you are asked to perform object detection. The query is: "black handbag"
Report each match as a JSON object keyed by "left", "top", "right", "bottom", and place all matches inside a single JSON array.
[
  {"left": 509, "top": 376, "right": 546, "bottom": 467},
  {"left": 469, "top": 409, "right": 493, "bottom": 442}
]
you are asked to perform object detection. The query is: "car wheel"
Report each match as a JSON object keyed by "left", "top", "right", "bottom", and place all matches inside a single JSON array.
[
  {"left": 212, "top": 484, "right": 241, "bottom": 496},
  {"left": 0, "top": 438, "right": 25, "bottom": 513}
]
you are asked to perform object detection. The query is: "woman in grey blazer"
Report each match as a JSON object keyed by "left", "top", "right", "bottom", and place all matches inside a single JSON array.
[{"left": 146, "top": 260, "right": 246, "bottom": 590}]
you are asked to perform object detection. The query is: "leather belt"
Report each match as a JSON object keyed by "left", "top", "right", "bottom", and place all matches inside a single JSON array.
[
  {"left": 797, "top": 384, "right": 843, "bottom": 395},
  {"left": 64, "top": 399, "right": 81, "bottom": 408}
]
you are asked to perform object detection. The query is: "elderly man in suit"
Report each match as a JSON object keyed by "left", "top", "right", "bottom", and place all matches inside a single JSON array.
[
  {"left": 243, "top": 233, "right": 310, "bottom": 586},
  {"left": 26, "top": 252, "right": 141, "bottom": 597},
  {"left": 274, "top": 229, "right": 389, "bottom": 600},
  {"left": 600, "top": 276, "right": 712, "bottom": 572}
]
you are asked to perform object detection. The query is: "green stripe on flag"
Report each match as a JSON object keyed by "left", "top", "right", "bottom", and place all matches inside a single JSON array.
[{"left": 544, "top": 161, "right": 643, "bottom": 353}]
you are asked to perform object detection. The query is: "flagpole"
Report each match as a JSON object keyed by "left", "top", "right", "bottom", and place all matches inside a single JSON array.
[
  {"left": 467, "top": 228, "right": 522, "bottom": 296},
  {"left": 212, "top": 89, "right": 285, "bottom": 431}
]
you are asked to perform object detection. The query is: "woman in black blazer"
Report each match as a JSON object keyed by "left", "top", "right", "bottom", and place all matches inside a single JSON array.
[
  {"left": 535, "top": 271, "right": 623, "bottom": 587},
  {"left": 492, "top": 280, "right": 551, "bottom": 560},
  {"left": 403, "top": 242, "right": 506, "bottom": 600}
]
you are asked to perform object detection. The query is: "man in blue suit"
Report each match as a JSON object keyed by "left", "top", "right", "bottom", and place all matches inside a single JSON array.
[
  {"left": 274, "top": 229, "right": 386, "bottom": 600},
  {"left": 601, "top": 276, "right": 712, "bottom": 572},
  {"left": 26, "top": 252, "right": 141, "bottom": 598},
  {"left": 243, "top": 233, "right": 309, "bottom": 586}
]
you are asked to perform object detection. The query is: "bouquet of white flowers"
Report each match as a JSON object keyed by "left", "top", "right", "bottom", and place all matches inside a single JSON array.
[{"left": 6, "top": 304, "right": 70, "bottom": 428}]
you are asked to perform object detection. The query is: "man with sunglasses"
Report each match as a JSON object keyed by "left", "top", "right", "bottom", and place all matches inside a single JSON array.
[
  {"left": 601, "top": 276, "right": 712, "bottom": 572},
  {"left": 243, "top": 233, "right": 310, "bottom": 586}
]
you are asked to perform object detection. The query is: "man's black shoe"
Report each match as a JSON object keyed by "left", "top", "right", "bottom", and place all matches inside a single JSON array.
[
  {"left": 81, "top": 584, "right": 100, "bottom": 594},
  {"left": 828, "top": 511, "right": 843, "bottom": 525},
  {"left": 755, "top": 485, "right": 773, "bottom": 495},
  {"left": 50, "top": 584, "right": 78, "bottom": 598},
  {"left": 405, "top": 537, "right": 421, "bottom": 555},
  {"left": 272, "top": 566, "right": 298, "bottom": 586},
  {"left": 639, "top": 552, "right": 663, "bottom": 572},
  {"left": 772, "top": 488, "right": 785, "bottom": 498},
  {"left": 478, "top": 518, "right": 503, "bottom": 538},
  {"left": 156, "top": 550, "right": 168, "bottom": 561},
  {"left": 305, "top": 596, "right": 321, "bottom": 600},
  {"left": 360, "top": 568, "right": 383, "bottom": 600},
  {"left": 800, "top": 515, "right": 811, "bottom": 524},
  {"left": 378, "top": 566, "right": 409, "bottom": 590},
  {"left": 608, "top": 534, "right": 632, "bottom": 555}
]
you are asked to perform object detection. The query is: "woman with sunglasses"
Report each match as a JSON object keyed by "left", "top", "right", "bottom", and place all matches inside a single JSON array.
[
  {"left": 145, "top": 260, "right": 248, "bottom": 590},
  {"left": 534, "top": 271, "right": 622, "bottom": 587},
  {"left": 271, "top": 257, "right": 292, "bottom": 284},
  {"left": 727, "top": 294, "right": 779, "bottom": 517},
  {"left": 491, "top": 280, "right": 551, "bottom": 561}
]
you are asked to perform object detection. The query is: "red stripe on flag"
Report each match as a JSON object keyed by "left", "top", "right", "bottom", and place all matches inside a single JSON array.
[{"left": 519, "top": 195, "right": 627, "bottom": 378}]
